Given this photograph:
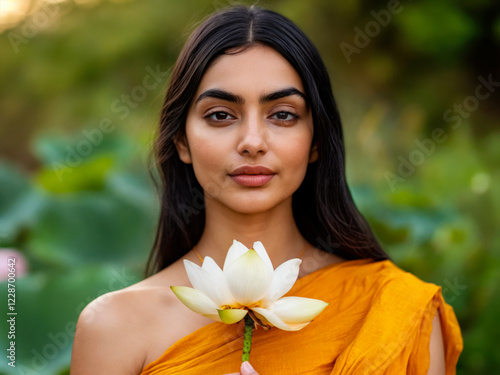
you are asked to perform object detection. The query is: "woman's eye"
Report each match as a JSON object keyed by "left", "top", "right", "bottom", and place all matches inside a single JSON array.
[
  {"left": 205, "top": 111, "right": 235, "bottom": 121},
  {"left": 271, "top": 111, "right": 299, "bottom": 122}
]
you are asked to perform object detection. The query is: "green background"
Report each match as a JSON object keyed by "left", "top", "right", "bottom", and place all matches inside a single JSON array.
[{"left": 0, "top": 0, "right": 499, "bottom": 373}]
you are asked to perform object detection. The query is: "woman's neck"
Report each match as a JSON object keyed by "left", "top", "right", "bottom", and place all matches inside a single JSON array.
[{"left": 195, "top": 196, "right": 308, "bottom": 268}]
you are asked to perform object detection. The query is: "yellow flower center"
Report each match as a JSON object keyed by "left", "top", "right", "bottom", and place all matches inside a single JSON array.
[{"left": 220, "top": 300, "right": 263, "bottom": 310}]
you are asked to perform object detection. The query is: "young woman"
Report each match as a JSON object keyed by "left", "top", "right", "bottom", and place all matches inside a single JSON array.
[{"left": 71, "top": 5, "right": 462, "bottom": 375}]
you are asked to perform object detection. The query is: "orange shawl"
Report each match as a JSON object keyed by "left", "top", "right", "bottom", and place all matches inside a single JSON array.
[{"left": 140, "top": 259, "right": 463, "bottom": 374}]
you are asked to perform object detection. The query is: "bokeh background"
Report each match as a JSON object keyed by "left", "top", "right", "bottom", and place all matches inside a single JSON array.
[{"left": 0, "top": 0, "right": 499, "bottom": 373}]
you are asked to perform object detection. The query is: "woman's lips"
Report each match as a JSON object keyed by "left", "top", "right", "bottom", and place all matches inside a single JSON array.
[{"left": 230, "top": 174, "right": 275, "bottom": 186}]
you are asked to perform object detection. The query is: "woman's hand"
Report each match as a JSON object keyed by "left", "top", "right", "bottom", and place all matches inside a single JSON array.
[{"left": 225, "top": 361, "right": 259, "bottom": 375}]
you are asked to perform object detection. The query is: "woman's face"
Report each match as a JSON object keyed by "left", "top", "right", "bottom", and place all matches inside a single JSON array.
[{"left": 176, "top": 44, "right": 317, "bottom": 214}]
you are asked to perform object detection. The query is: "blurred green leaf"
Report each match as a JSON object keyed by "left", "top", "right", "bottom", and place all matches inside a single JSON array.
[
  {"left": 27, "top": 185, "right": 156, "bottom": 268},
  {"left": 0, "top": 164, "right": 45, "bottom": 244},
  {"left": 395, "top": 2, "right": 478, "bottom": 60}
]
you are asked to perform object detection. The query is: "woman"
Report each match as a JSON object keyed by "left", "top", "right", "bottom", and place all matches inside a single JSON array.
[{"left": 71, "top": 5, "right": 462, "bottom": 375}]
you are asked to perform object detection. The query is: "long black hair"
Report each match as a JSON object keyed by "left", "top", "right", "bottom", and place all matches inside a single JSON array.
[{"left": 145, "top": 5, "right": 389, "bottom": 276}]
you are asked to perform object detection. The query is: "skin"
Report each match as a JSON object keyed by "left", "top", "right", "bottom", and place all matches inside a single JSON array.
[{"left": 70, "top": 45, "right": 446, "bottom": 374}]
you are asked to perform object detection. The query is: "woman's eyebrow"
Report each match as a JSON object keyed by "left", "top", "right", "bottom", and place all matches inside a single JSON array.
[
  {"left": 259, "top": 87, "right": 307, "bottom": 104},
  {"left": 194, "top": 87, "right": 307, "bottom": 105},
  {"left": 195, "top": 89, "right": 243, "bottom": 105}
]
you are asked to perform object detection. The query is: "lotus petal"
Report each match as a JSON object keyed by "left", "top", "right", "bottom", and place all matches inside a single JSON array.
[
  {"left": 272, "top": 296, "right": 329, "bottom": 324},
  {"left": 251, "top": 307, "right": 310, "bottom": 331},
  {"left": 170, "top": 286, "right": 221, "bottom": 321},
  {"left": 200, "top": 256, "right": 234, "bottom": 306},
  {"left": 218, "top": 308, "right": 248, "bottom": 324},
  {"left": 223, "top": 240, "right": 249, "bottom": 271},
  {"left": 263, "top": 258, "right": 301, "bottom": 305},
  {"left": 225, "top": 249, "right": 272, "bottom": 305},
  {"left": 252, "top": 241, "right": 274, "bottom": 273},
  {"left": 184, "top": 260, "right": 222, "bottom": 304}
]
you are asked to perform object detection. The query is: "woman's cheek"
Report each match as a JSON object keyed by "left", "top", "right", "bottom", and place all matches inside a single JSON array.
[
  {"left": 283, "top": 134, "right": 312, "bottom": 167},
  {"left": 287, "top": 141, "right": 313, "bottom": 185},
  {"left": 191, "top": 141, "right": 230, "bottom": 194}
]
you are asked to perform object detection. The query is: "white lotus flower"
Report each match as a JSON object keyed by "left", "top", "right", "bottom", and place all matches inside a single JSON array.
[{"left": 171, "top": 240, "right": 329, "bottom": 331}]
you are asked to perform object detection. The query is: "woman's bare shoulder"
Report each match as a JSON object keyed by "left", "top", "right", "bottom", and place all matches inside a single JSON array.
[{"left": 71, "top": 262, "right": 188, "bottom": 374}]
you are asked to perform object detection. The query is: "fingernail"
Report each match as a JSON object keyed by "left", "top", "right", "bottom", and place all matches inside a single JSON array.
[{"left": 242, "top": 361, "right": 255, "bottom": 374}]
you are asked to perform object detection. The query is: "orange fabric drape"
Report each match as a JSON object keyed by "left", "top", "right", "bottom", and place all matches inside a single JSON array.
[{"left": 140, "top": 259, "right": 463, "bottom": 375}]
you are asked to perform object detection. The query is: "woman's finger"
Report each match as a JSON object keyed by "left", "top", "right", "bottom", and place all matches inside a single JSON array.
[
  {"left": 223, "top": 361, "right": 259, "bottom": 375},
  {"left": 241, "top": 361, "right": 259, "bottom": 375}
]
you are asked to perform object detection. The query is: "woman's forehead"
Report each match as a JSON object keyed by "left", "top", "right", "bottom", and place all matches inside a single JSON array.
[{"left": 196, "top": 44, "right": 305, "bottom": 97}]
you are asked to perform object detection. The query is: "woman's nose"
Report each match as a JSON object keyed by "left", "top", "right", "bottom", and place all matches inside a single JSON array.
[{"left": 236, "top": 116, "right": 268, "bottom": 156}]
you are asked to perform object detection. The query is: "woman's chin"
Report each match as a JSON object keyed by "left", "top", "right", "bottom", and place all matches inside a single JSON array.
[{"left": 209, "top": 195, "right": 292, "bottom": 216}]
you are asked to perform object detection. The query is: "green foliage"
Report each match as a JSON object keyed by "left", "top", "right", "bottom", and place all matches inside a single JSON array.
[{"left": 395, "top": 2, "right": 478, "bottom": 60}]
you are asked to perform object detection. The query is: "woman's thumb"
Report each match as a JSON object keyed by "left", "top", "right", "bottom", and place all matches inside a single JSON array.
[{"left": 241, "top": 361, "right": 258, "bottom": 375}]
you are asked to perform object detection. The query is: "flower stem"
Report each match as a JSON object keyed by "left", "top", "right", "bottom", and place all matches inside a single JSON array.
[{"left": 242, "top": 314, "right": 254, "bottom": 362}]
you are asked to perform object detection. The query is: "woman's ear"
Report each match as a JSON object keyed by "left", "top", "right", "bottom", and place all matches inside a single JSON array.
[
  {"left": 174, "top": 133, "right": 192, "bottom": 164},
  {"left": 308, "top": 142, "right": 318, "bottom": 163}
]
